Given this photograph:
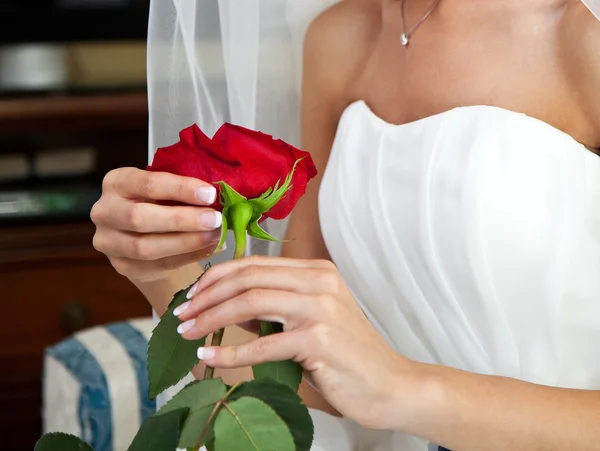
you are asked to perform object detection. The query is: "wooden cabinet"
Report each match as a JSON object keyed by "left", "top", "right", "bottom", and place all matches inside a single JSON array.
[{"left": 0, "top": 92, "right": 151, "bottom": 450}]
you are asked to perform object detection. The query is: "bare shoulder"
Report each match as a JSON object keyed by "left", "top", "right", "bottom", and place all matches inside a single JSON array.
[
  {"left": 303, "top": 0, "right": 381, "bottom": 115},
  {"left": 563, "top": 1, "right": 600, "bottom": 142},
  {"left": 305, "top": 0, "right": 381, "bottom": 50},
  {"left": 576, "top": 2, "right": 600, "bottom": 88}
]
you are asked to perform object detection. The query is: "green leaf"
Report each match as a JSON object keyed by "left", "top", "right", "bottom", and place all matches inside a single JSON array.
[
  {"left": 248, "top": 159, "right": 302, "bottom": 215},
  {"left": 147, "top": 280, "right": 207, "bottom": 399},
  {"left": 34, "top": 433, "right": 94, "bottom": 451},
  {"left": 128, "top": 407, "right": 189, "bottom": 451},
  {"left": 229, "top": 379, "right": 314, "bottom": 451},
  {"left": 252, "top": 322, "right": 302, "bottom": 392},
  {"left": 216, "top": 181, "right": 246, "bottom": 206},
  {"left": 155, "top": 378, "right": 227, "bottom": 449},
  {"left": 214, "top": 397, "right": 295, "bottom": 451}
]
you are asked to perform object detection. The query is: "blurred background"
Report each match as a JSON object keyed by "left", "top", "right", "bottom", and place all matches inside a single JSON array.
[{"left": 0, "top": 1, "right": 152, "bottom": 449}]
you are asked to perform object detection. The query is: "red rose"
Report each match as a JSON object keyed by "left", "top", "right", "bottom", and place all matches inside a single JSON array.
[{"left": 147, "top": 123, "right": 317, "bottom": 220}]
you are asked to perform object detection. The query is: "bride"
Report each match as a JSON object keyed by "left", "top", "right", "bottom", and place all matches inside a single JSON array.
[{"left": 91, "top": 0, "right": 600, "bottom": 449}]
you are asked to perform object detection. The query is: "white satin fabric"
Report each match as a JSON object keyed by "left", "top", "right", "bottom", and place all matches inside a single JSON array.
[{"left": 314, "top": 101, "right": 600, "bottom": 450}]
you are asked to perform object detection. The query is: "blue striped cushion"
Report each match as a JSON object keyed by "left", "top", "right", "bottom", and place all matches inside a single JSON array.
[{"left": 43, "top": 318, "right": 155, "bottom": 451}]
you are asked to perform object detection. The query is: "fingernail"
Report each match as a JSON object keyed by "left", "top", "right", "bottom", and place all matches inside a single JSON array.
[
  {"left": 199, "top": 211, "right": 222, "bottom": 229},
  {"left": 197, "top": 186, "right": 217, "bottom": 204},
  {"left": 177, "top": 319, "right": 195, "bottom": 334},
  {"left": 197, "top": 347, "right": 216, "bottom": 360},
  {"left": 173, "top": 301, "right": 191, "bottom": 316},
  {"left": 186, "top": 282, "right": 199, "bottom": 300}
]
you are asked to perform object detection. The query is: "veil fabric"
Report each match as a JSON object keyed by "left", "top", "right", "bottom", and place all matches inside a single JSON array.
[{"left": 147, "top": 0, "right": 338, "bottom": 257}]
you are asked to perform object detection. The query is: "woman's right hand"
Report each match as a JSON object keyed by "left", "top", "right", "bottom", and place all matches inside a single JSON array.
[{"left": 91, "top": 167, "right": 224, "bottom": 284}]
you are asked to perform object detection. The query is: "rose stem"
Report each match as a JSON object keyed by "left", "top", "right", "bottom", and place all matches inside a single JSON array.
[{"left": 203, "top": 202, "right": 252, "bottom": 380}]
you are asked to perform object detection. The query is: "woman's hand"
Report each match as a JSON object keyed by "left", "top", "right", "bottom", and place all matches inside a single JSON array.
[
  {"left": 174, "top": 256, "right": 416, "bottom": 430},
  {"left": 91, "top": 167, "right": 225, "bottom": 284}
]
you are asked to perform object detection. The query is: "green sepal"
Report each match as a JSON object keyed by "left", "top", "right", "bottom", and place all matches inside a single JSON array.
[
  {"left": 215, "top": 181, "right": 246, "bottom": 206},
  {"left": 216, "top": 159, "right": 303, "bottom": 253},
  {"left": 215, "top": 206, "right": 229, "bottom": 253},
  {"left": 247, "top": 217, "right": 284, "bottom": 242},
  {"left": 247, "top": 158, "right": 302, "bottom": 216}
]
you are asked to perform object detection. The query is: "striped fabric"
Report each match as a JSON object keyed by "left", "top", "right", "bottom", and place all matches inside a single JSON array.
[{"left": 43, "top": 318, "right": 156, "bottom": 451}]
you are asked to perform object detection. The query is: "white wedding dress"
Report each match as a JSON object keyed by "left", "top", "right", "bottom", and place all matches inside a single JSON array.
[{"left": 311, "top": 101, "right": 600, "bottom": 451}]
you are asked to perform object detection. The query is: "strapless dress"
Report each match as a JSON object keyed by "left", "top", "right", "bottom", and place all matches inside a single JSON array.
[{"left": 313, "top": 100, "right": 600, "bottom": 450}]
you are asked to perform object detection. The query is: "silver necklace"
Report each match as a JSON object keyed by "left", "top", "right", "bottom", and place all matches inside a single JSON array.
[{"left": 400, "top": 0, "right": 443, "bottom": 46}]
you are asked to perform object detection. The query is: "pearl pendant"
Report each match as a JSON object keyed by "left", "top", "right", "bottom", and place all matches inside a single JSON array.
[{"left": 400, "top": 33, "right": 409, "bottom": 46}]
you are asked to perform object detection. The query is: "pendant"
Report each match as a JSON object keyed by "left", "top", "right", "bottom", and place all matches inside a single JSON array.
[{"left": 401, "top": 33, "right": 410, "bottom": 46}]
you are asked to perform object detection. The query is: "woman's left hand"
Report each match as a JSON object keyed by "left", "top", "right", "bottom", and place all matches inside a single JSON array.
[{"left": 175, "top": 256, "right": 416, "bottom": 430}]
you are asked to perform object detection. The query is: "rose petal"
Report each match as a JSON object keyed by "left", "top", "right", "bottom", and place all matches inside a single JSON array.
[{"left": 148, "top": 122, "right": 317, "bottom": 219}]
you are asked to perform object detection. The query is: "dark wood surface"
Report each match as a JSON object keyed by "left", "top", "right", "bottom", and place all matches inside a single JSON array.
[
  {"left": 0, "top": 91, "right": 149, "bottom": 134},
  {"left": 0, "top": 90, "right": 151, "bottom": 450}
]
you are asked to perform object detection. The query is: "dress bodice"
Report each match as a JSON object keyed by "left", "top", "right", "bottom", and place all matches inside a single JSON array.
[{"left": 315, "top": 100, "right": 600, "bottom": 450}]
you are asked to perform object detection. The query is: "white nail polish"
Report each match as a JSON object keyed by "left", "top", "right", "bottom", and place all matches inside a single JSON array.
[
  {"left": 197, "top": 186, "right": 216, "bottom": 204},
  {"left": 177, "top": 319, "right": 195, "bottom": 334},
  {"left": 200, "top": 211, "right": 222, "bottom": 229},
  {"left": 173, "top": 301, "right": 191, "bottom": 316},
  {"left": 213, "top": 211, "right": 222, "bottom": 228},
  {"left": 186, "top": 283, "right": 199, "bottom": 300},
  {"left": 197, "top": 347, "right": 216, "bottom": 360}
]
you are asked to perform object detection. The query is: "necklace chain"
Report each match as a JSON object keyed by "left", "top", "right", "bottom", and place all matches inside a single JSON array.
[{"left": 400, "top": 0, "right": 443, "bottom": 47}]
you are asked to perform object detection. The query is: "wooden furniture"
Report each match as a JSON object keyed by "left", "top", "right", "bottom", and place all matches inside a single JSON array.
[{"left": 0, "top": 91, "right": 151, "bottom": 451}]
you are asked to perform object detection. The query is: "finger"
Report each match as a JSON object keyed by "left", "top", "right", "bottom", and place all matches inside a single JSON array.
[
  {"left": 192, "top": 255, "right": 335, "bottom": 294},
  {"left": 196, "top": 330, "right": 304, "bottom": 369},
  {"left": 104, "top": 197, "right": 223, "bottom": 233},
  {"left": 105, "top": 168, "right": 217, "bottom": 205},
  {"left": 111, "top": 245, "right": 225, "bottom": 280},
  {"left": 94, "top": 227, "right": 222, "bottom": 260},
  {"left": 179, "top": 265, "right": 329, "bottom": 321},
  {"left": 179, "top": 289, "right": 314, "bottom": 340}
]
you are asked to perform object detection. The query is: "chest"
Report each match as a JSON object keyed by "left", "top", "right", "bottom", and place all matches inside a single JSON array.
[{"left": 350, "top": 0, "right": 598, "bottom": 148}]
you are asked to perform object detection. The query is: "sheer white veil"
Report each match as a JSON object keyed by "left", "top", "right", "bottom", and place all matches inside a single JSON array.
[{"left": 147, "top": 0, "right": 338, "bottom": 259}]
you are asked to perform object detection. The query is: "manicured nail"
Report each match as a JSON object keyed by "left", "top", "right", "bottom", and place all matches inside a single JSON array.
[
  {"left": 177, "top": 319, "right": 195, "bottom": 334},
  {"left": 197, "top": 186, "right": 217, "bottom": 204},
  {"left": 173, "top": 301, "right": 191, "bottom": 316},
  {"left": 199, "top": 211, "right": 222, "bottom": 229},
  {"left": 197, "top": 347, "right": 216, "bottom": 360},
  {"left": 186, "top": 282, "right": 199, "bottom": 300}
]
